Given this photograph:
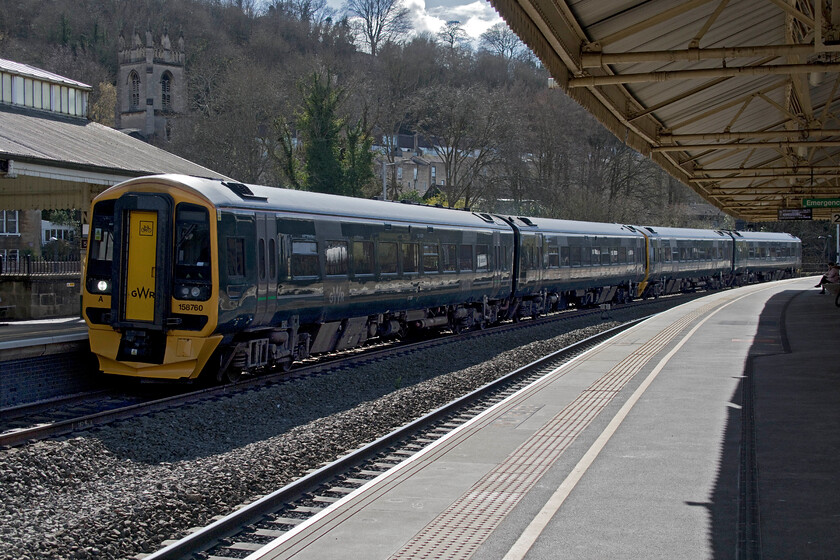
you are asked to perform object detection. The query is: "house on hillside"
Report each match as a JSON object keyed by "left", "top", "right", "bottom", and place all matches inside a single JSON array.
[{"left": 374, "top": 133, "right": 447, "bottom": 199}]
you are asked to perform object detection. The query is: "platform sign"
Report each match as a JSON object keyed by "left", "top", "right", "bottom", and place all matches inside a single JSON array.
[
  {"left": 802, "top": 198, "right": 840, "bottom": 208},
  {"left": 778, "top": 208, "right": 812, "bottom": 220},
  {"left": 833, "top": 213, "right": 840, "bottom": 224}
]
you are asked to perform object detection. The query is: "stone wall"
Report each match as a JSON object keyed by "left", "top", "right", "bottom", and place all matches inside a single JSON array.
[{"left": 0, "top": 275, "right": 81, "bottom": 320}]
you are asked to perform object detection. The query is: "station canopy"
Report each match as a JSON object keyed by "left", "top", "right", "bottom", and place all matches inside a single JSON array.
[{"left": 490, "top": 0, "right": 840, "bottom": 222}]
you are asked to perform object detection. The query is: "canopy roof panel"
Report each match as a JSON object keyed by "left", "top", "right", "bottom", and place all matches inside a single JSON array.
[{"left": 490, "top": 0, "right": 840, "bottom": 221}]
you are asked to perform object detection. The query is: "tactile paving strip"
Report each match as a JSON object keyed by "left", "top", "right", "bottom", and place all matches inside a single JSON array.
[{"left": 389, "top": 297, "right": 729, "bottom": 559}]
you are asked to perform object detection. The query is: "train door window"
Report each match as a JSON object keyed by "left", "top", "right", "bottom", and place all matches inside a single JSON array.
[
  {"left": 423, "top": 243, "right": 439, "bottom": 273},
  {"left": 610, "top": 248, "right": 618, "bottom": 264},
  {"left": 628, "top": 248, "right": 635, "bottom": 263},
  {"left": 258, "top": 238, "right": 266, "bottom": 279},
  {"left": 560, "top": 245, "right": 570, "bottom": 266},
  {"left": 353, "top": 241, "right": 374, "bottom": 275},
  {"left": 325, "top": 241, "right": 348, "bottom": 276},
  {"left": 442, "top": 244, "right": 457, "bottom": 272},
  {"left": 601, "top": 247, "right": 611, "bottom": 265},
  {"left": 459, "top": 245, "right": 473, "bottom": 271},
  {"left": 476, "top": 245, "right": 490, "bottom": 271},
  {"left": 269, "top": 238, "right": 277, "bottom": 278},
  {"left": 570, "top": 246, "right": 581, "bottom": 267},
  {"left": 619, "top": 247, "right": 627, "bottom": 264},
  {"left": 672, "top": 247, "right": 680, "bottom": 261},
  {"left": 291, "top": 240, "right": 319, "bottom": 278},
  {"left": 227, "top": 238, "right": 246, "bottom": 277},
  {"left": 379, "top": 241, "right": 398, "bottom": 274},
  {"left": 402, "top": 243, "right": 419, "bottom": 274}
]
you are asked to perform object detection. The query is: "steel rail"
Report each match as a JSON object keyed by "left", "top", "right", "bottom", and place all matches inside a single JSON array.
[
  {"left": 0, "top": 299, "right": 671, "bottom": 448},
  {"left": 142, "top": 317, "right": 649, "bottom": 560}
]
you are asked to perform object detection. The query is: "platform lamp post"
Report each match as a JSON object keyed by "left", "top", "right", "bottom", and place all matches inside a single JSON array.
[{"left": 381, "top": 161, "right": 397, "bottom": 201}]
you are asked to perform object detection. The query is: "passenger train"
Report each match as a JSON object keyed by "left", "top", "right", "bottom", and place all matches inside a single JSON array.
[{"left": 82, "top": 174, "right": 801, "bottom": 382}]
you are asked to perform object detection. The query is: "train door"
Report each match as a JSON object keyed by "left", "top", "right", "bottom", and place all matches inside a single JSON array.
[
  {"left": 255, "top": 213, "right": 277, "bottom": 325},
  {"left": 112, "top": 192, "right": 173, "bottom": 362}
]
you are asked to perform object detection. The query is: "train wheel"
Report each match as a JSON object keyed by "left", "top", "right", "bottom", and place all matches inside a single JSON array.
[{"left": 224, "top": 367, "right": 243, "bottom": 383}]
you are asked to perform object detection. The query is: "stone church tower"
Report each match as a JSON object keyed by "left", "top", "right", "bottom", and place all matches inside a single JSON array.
[{"left": 116, "top": 27, "right": 185, "bottom": 141}]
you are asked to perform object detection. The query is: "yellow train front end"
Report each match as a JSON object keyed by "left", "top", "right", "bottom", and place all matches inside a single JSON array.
[{"left": 82, "top": 176, "right": 222, "bottom": 381}]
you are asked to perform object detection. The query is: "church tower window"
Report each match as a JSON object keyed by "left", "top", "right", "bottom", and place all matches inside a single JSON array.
[
  {"left": 129, "top": 71, "right": 140, "bottom": 110},
  {"left": 161, "top": 72, "right": 172, "bottom": 112}
]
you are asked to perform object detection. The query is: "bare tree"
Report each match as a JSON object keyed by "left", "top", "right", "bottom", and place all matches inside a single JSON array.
[
  {"left": 344, "top": 0, "right": 410, "bottom": 56},
  {"left": 479, "top": 23, "right": 523, "bottom": 61},
  {"left": 410, "top": 84, "right": 510, "bottom": 208},
  {"left": 437, "top": 20, "right": 469, "bottom": 50}
]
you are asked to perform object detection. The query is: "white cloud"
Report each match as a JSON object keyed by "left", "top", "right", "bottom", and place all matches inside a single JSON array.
[{"left": 406, "top": 0, "right": 503, "bottom": 39}]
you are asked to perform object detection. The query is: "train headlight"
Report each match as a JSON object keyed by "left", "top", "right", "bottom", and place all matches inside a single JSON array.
[
  {"left": 190, "top": 286, "right": 201, "bottom": 298},
  {"left": 180, "top": 286, "right": 190, "bottom": 298},
  {"left": 97, "top": 280, "right": 109, "bottom": 292}
]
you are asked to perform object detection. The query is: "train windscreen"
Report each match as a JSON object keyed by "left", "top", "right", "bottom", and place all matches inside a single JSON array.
[
  {"left": 174, "top": 203, "right": 211, "bottom": 300},
  {"left": 86, "top": 199, "right": 115, "bottom": 295}
]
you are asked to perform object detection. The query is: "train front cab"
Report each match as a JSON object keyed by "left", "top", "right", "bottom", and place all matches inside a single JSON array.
[{"left": 83, "top": 182, "right": 222, "bottom": 380}]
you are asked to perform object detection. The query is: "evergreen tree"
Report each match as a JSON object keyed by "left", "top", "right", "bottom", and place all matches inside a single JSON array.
[{"left": 298, "top": 71, "right": 345, "bottom": 194}]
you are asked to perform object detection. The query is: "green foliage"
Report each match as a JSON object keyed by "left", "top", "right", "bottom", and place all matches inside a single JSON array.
[
  {"left": 299, "top": 72, "right": 345, "bottom": 194},
  {"left": 276, "top": 71, "right": 376, "bottom": 196}
]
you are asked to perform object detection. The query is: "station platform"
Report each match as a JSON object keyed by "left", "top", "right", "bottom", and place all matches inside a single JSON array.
[
  {"left": 246, "top": 276, "right": 839, "bottom": 560},
  {"left": 0, "top": 316, "right": 87, "bottom": 351}
]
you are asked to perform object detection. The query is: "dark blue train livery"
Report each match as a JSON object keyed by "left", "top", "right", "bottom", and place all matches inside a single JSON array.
[{"left": 82, "top": 175, "right": 801, "bottom": 381}]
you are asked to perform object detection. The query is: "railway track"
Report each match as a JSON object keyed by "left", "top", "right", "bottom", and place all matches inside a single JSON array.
[
  {"left": 0, "top": 293, "right": 696, "bottom": 449},
  {"left": 143, "top": 317, "right": 644, "bottom": 560}
]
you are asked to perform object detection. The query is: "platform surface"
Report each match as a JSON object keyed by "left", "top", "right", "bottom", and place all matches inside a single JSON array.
[
  {"left": 0, "top": 316, "right": 86, "bottom": 349},
  {"left": 247, "top": 276, "right": 840, "bottom": 560}
]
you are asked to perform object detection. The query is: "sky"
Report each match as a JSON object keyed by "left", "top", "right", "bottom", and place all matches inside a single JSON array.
[
  {"left": 401, "top": 0, "right": 504, "bottom": 40},
  {"left": 320, "top": 0, "right": 505, "bottom": 42}
]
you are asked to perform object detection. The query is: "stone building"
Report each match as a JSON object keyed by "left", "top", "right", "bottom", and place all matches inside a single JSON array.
[{"left": 116, "top": 27, "right": 185, "bottom": 141}]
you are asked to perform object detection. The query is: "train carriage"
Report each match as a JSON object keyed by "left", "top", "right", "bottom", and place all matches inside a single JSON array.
[
  {"left": 731, "top": 230, "right": 801, "bottom": 282},
  {"left": 84, "top": 174, "right": 516, "bottom": 381},
  {"left": 637, "top": 226, "right": 736, "bottom": 297},
  {"left": 507, "top": 217, "right": 647, "bottom": 312},
  {"left": 83, "top": 174, "right": 802, "bottom": 383}
]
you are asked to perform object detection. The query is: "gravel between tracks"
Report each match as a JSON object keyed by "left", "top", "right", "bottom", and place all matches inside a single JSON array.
[{"left": 0, "top": 306, "right": 665, "bottom": 560}]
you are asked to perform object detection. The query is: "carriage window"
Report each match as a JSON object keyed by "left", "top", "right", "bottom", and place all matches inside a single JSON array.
[
  {"left": 325, "top": 241, "right": 348, "bottom": 276},
  {"left": 227, "top": 238, "right": 246, "bottom": 277},
  {"left": 476, "top": 244, "right": 490, "bottom": 272},
  {"left": 291, "top": 240, "right": 319, "bottom": 277},
  {"left": 570, "top": 246, "right": 582, "bottom": 266},
  {"left": 423, "top": 243, "right": 439, "bottom": 273},
  {"left": 610, "top": 248, "right": 618, "bottom": 264},
  {"left": 402, "top": 243, "right": 419, "bottom": 274},
  {"left": 619, "top": 247, "right": 627, "bottom": 263},
  {"left": 459, "top": 245, "right": 473, "bottom": 271},
  {"left": 547, "top": 246, "right": 559, "bottom": 268},
  {"left": 442, "top": 244, "right": 457, "bottom": 272},
  {"left": 560, "top": 246, "right": 569, "bottom": 266},
  {"left": 379, "top": 241, "right": 398, "bottom": 274},
  {"left": 353, "top": 241, "right": 374, "bottom": 275}
]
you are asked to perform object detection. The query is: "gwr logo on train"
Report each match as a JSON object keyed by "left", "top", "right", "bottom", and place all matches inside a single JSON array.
[{"left": 130, "top": 286, "right": 155, "bottom": 299}]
